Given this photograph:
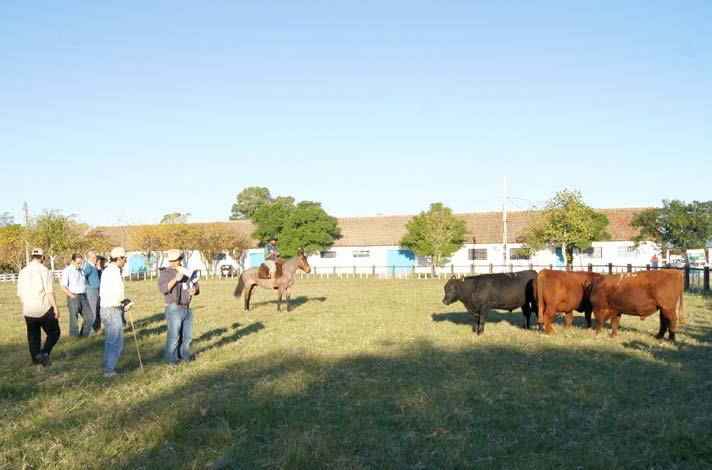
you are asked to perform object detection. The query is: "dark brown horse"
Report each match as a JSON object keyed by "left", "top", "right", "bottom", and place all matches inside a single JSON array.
[{"left": 233, "top": 252, "right": 311, "bottom": 311}]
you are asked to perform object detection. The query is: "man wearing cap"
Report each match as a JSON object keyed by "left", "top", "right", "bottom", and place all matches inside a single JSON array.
[
  {"left": 83, "top": 251, "right": 102, "bottom": 331},
  {"left": 158, "top": 249, "right": 199, "bottom": 364},
  {"left": 17, "top": 248, "right": 61, "bottom": 366},
  {"left": 263, "top": 236, "right": 280, "bottom": 287},
  {"left": 60, "top": 253, "right": 95, "bottom": 337},
  {"left": 100, "top": 247, "right": 128, "bottom": 377}
]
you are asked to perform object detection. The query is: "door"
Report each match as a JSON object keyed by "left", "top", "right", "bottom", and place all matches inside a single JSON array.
[
  {"left": 387, "top": 250, "right": 415, "bottom": 273},
  {"left": 554, "top": 247, "right": 565, "bottom": 267}
]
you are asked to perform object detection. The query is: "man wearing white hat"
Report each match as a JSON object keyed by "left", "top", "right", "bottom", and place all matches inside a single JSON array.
[
  {"left": 158, "top": 249, "right": 200, "bottom": 364},
  {"left": 100, "top": 247, "right": 128, "bottom": 377},
  {"left": 17, "top": 248, "right": 61, "bottom": 366}
]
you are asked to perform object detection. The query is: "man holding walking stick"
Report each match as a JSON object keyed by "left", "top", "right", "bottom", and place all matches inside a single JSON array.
[{"left": 100, "top": 247, "right": 128, "bottom": 378}]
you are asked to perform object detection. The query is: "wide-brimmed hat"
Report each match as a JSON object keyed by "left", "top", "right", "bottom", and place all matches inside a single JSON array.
[{"left": 166, "top": 249, "right": 183, "bottom": 262}]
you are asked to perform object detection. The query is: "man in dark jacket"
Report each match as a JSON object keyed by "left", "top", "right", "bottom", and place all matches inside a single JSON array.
[{"left": 158, "top": 249, "right": 200, "bottom": 364}]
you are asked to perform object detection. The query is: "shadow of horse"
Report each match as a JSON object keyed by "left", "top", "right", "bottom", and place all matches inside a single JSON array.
[
  {"left": 247, "top": 296, "right": 327, "bottom": 311},
  {"left": 193, "top": 322, "right": 265, "bottom": 354}
]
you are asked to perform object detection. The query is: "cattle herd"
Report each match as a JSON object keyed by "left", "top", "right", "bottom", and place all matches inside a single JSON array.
[{"left": 442, "top": 268, "right": 685, "bottom": 342}]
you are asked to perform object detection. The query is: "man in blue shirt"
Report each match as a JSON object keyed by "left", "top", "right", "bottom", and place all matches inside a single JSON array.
[
  {"left": 263, "top": 236, "right": 280, "bottom": 286},
  {"left": 60, "top": 254, "right": 95, "bottom": 337},
  {"left": 83, "top": 251, "right": 102, "bottom": 331}
]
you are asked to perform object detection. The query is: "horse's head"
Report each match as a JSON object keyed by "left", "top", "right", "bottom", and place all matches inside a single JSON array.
[{"left": 297, "top": 250, "right": 311, "bottom": 273}]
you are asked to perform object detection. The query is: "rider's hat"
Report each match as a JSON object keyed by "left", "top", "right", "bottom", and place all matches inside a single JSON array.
[{"left": 267, "top": 236, "right": 278, "bottom": 242}]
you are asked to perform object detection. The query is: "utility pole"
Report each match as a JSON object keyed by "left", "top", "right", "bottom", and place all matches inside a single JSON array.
[
  {"left": 23, "top": 202, "right": 30, "bottom": 265},
  {"left": 502, "top": 176, "right": 508, "bottom": 268}
]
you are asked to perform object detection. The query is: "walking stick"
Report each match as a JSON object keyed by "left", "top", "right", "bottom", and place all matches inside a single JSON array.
[{"left": 126, "top": 307, "right": 144, "bottom": 372}]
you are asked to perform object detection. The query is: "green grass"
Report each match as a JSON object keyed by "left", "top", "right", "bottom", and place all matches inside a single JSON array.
[{"left": 1, "top": 277, "right": 711, "bottom": 469}]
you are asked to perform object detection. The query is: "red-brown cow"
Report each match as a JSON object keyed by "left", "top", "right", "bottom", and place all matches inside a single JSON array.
[
  {"left": 535, "top": 269, "right": 603, "bottom": 335},
  {"left": 588, "top": 270, "right": 685, "bottom": 342}
]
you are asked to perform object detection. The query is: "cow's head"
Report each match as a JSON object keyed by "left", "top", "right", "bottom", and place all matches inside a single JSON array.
[{"left": 442, "top": 276, "right": 462, "bottom": 305}]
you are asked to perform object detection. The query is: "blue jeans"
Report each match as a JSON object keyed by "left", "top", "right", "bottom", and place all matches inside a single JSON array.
[
  {"left": 102, "top": 307, "right": 124, "bottom": 374},
  {"left": 164, "top": 304, "right": 193, "bottom": 363},
  {"left": 86, "top": 288, "right": 101, "bottom": 330}
]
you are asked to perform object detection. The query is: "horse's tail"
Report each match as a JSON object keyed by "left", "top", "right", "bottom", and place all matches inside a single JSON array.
[
  {"left": 677, "top": 271, "right": 685, "bottom": 325},
  {"left": 234, "top": 275, "right": 244, "bottom": 298}
]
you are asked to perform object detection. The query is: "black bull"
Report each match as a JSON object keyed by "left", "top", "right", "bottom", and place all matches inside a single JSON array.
[{"left": 442, "top": 270, "right": 538, "bottom": 334}]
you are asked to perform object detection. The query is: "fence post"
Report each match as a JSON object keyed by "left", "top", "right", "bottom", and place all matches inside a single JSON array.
[
  {"left": 332, "top": 266, "right": 336, "bottom": 275},
  {"left": 548, "top": 264, "right": 553, "bottom": 270},
  {"left": 646, "top": 264, "right": 651, "bottom": 271},
  {"left": 626, "top": 264, "right": 632, "bottom": 273},
  {"left": 392, "top": 265, "right": 396, "bottom": 278},
  {"left": 470, "top": 263, "right": 474, "bottom": 275},
  {"left": 509, "top": 263, "right": 513, "bottom": 273},
  {"left": 450, "top": 265, "right": 454, "bottom": 276},
  {"left": 608, "top": 263, "right": 613, "bottom": 275},
  {"left": 372, "top": 265, "right": 375, "bottom": 277},
  {"left": 528, "top": 263, "right": 533, "bottom": 271},
  {"left": 684, "top": 264, "right": 690, "bottom": 291},
  {"left": 587, "top": 263, "right": 592, "bottom": 272},
  {"left": 704, "top": 267, "right": 710, "bottom": 291},
  {"left": 489, "top": 263, "right": 493, "bottom": 274}
]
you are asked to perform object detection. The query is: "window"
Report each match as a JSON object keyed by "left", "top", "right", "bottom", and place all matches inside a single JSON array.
[
  {"left": 468, "top": 248, "right": 488, "bottom": 260},
  {"left": 618, "top": 246, "right": 637, "bottom": 257},
  {"left": 509, "top": 248, "right": 530, "bottom": 260},
  {"left": 582, "top": 247, "right": 602, "bottom": 258},
  {"left": 320, "top": 251, "right": 337, "bottom": 258},
  {"left": 353, "top": 250, "right": 370, "bottom": 258}
]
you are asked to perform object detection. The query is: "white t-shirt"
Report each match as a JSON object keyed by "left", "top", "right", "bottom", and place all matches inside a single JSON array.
[{"left": 17, "top": 260, "right": 54, "bottom": 318}]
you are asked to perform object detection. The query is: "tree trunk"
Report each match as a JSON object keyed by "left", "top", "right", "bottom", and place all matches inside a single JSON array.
[{"left": 565, "top": 246, "right": 574, "bottom": 268}]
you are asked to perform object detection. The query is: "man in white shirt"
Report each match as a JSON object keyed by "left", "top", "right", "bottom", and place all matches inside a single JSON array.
[
  {"left": 60, "top": 253, "right": 95, "bottom": 337},
  {"left": 17, "top": 248, "right": 61, "bottom": 366},
  {"left": 100, "top": 247, "right": 128, "bottom": 377}
]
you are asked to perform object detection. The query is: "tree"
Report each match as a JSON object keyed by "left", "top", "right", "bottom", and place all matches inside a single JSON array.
[
  {"left": 631, "top": 200, "right": 712, "bottom": 257},
  {"left": 29, "top": 210, "right": 85, "bottom": 270},
  {"left": 160, "top": 212, "right": 191, "bottom": 224},
  {"left": 251, "top": 197, "right": 340, "bottom": 256},
  {"left": 79, "top": 227, "right": 115, "bottom": 256},
  {"left": 521, "top": 189, "right": 610, "bottom": 266},
  {"left": 230, "top": 187, "right": 272, "bottom": 220},
  {"left": 0, "top": 212, "right": 14, "bottom": 227},
  {"left": 400, "top": 202, "right": 467, "bottom": 270},
  {"left": 0, "top": 224, "right": 25, "bottom": 272},
  {"left": 159, "top": 222, "right": 199, "bottom": 253},
  {"left": 129, "top": 225, "right": 163, "bottom": 270},
  {"left": 193, "top": 223, "right": 251, "bottom": 271}
]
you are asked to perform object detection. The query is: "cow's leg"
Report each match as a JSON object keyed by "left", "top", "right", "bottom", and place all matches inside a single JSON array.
[
  {"left": 522, "top": 304, "right": 531, "bottom": 329},
  {"left": 593, "top": 310, "right": 606, "bottom": 334},
  {"left": 609, "top": 314, "right": 621, "bottom": 337},
  {"left": 544, "top": 310, "right": 555, "bottom": 335},
  {"left": 478, "top": 306, "right": 489, "bottom": 335},
  {"left": 662, "top": 308, "right": 677, "bottom": 343},
  {"left": 585, "top": 309, "right": 593, "bottom": 329},
  {"left": 565, "top": 311, "right": 574, "bottom": 328},
  {"left": 656, "top": 311, "right": 669, "bottom": 340}
]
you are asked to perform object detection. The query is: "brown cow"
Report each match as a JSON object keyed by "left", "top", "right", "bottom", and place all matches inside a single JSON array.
[
  {"left": 535, "top": 269, "right": 603, "bottom": 335},
  {"left": 588, "top": 270, "right": 685, "bottom": 342}
]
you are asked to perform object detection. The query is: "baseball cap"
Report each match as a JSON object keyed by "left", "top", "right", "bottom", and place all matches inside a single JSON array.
[
  {"left": 31, "top": 248, "right": 44, "bottom": 256},
  {"left": 110, "top": 247, "right": 127, "bottom": 258}
]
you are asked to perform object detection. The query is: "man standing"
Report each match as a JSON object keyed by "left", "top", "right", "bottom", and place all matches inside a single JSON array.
[
  {"left": 158, "top": 249, "right": 199, "bottom": 364},
  {"left": 17, "top": 248, "right": 61, "bottom": 366},
  {"left": 83, "top": 251, "right": 102, "bottom": 331},
  {"left": 60, "top": 254, "right": 95, "bottom": 337},
  {"left": 100, "top": 247, "right": 128, "bottom": 377},
  {"left": 650, "top": 254, "right": 660, "bottom": 270},
  {"left": 263, "top": 236, "right": 280, "bottom": 286}
]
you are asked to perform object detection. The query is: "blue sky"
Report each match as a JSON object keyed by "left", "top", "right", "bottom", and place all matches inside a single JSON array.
[{"left": 1, "top": 1, "right": 710, "bottom": 226}]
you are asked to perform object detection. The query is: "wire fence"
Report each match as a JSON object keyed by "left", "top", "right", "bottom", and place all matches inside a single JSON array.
[{"left": 0, "top": 263, "right": 709, "bottom": 291}]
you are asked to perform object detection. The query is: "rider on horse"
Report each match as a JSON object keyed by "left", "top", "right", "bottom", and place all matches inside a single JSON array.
[{"left": 263, "top": 236, "right": 280, "bottom": 286}]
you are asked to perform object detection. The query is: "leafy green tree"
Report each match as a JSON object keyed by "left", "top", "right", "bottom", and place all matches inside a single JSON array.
[
  {"left": 0, "top": 212, "right": 14, "bottom": 227},
  {"left": 251, "top": 198, "right": 340, "bottom": 256},
  {"left": 631, "top": 200, "right": 712, "bottom": 257},
  {"left": 400, "top": 202, "right": 467, "bottom": 270},
  {"left": 230, "top": 187, "right": 272, "bottom": 220},
  {"left": 160, "top": 212, "right": 191, "bottom": 224},
  {"left": 521, "top": 189, "right": 610, "bottom": 266},
  {"left": 0, "top": 224, "right": 25, "bottom": 272},
  {"left": 29, "top": 210, "right": 85, "bottom": 270}
]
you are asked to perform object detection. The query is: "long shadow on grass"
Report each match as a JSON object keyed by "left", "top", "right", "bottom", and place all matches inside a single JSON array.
[
  {"left": 247, "top": 295, "right": 327, "bottom": 311},
  {"left": 192, "top": 322, "right": 265, "bottom": 355},
  {"left": 431, "top": 310, "right": 593, "bottom": 330}
]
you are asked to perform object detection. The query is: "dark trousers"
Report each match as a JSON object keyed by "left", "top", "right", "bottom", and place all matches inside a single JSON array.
[{"left": 25, "top": 308, "right": 61, "bottom": 363}]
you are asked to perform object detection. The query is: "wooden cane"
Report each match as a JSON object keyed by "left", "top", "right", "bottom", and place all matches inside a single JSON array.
[{"left": 126, "top": 309, "right": 144, "bottom": 372}]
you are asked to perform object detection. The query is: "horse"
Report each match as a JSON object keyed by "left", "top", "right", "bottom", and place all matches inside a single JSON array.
[{"left": 233, "top": 252, "right": 311, "bottom": 311}]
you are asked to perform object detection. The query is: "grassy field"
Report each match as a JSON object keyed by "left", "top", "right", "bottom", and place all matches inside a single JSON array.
[{"left": 0, "top": 277, "right": 711, "bottom": 469}]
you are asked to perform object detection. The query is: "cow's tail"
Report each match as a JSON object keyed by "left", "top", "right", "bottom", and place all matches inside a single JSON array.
[
  {"left": 677, "top": 272, "right": 685, "bottom": 325},
  {"left": 535, "top": 272, "right": 546, "bottom": 327},
  {"left": 234, "top": 275, "right": 244, "bottom": 298}
]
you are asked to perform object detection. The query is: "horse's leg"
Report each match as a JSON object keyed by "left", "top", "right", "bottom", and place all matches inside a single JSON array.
[
  {"left": 285, "top": 286, "right": 292, "bottom": 311},
  {"left": 245, "top": 284, "right": 255, "bottom": 310},
  {"left": 276, "top": 286, "right": 283, "bottom": 311}
]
